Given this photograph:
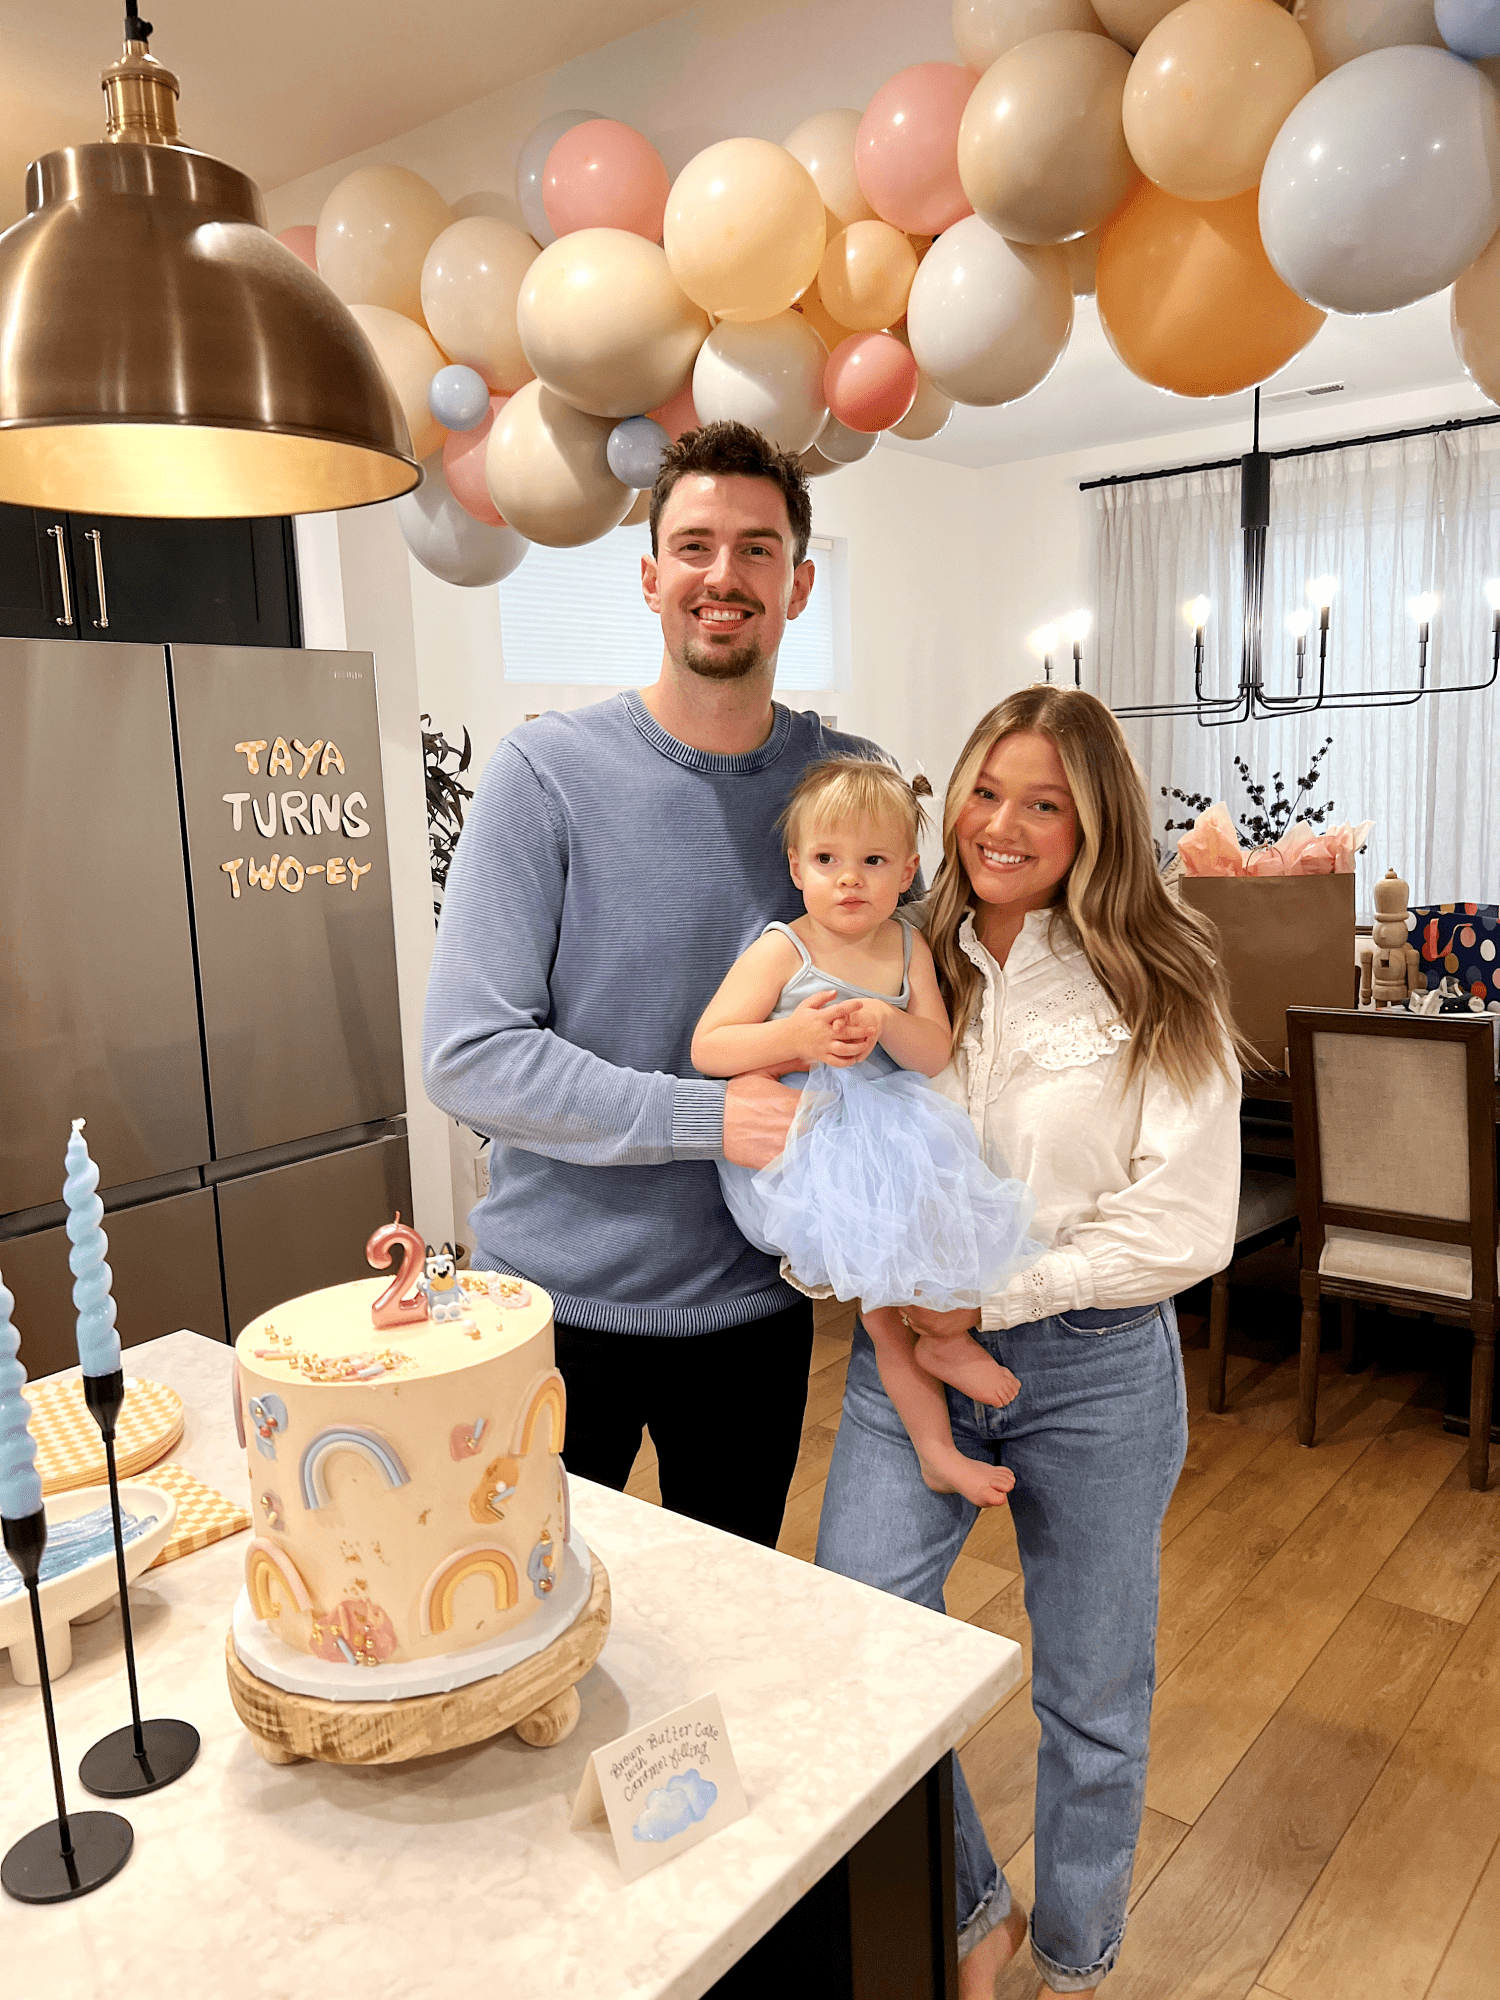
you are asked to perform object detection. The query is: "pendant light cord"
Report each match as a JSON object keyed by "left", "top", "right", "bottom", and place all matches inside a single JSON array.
[{"left": 125, "top": 8, "right": 153, "bottom": 45}]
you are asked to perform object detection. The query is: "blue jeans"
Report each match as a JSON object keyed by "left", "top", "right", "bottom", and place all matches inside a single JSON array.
[{"left": 815, "top": 1302, "right": 1187, "bottom": 1993}]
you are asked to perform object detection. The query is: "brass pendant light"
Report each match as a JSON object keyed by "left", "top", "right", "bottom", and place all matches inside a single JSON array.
[{"left": 0, "top": 11, "right": 420, "bottom": 517}]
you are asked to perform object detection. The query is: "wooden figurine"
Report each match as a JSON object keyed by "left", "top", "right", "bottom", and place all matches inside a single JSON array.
[{"left": 1358, "top": 868, "right": 1426, "bottom": 1008}]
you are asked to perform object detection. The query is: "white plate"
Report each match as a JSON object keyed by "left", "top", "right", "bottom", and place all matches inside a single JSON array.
[{"left": 0, "top": 1480, "right": 178, "bottom": 1684}]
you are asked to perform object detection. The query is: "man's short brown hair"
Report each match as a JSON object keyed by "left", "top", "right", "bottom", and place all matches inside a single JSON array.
[{"left": 649, "top": 420, "right": 813, "bottom": 566}]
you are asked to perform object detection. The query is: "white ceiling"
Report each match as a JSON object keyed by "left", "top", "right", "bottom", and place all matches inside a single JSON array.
[{"left": 0, "top": 0, "right": 696, "bottom": 227}]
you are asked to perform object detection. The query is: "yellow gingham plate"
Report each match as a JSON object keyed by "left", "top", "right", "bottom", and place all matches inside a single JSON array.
[{"left": 31, "top": 1376, "right": 184, "bottom": 1495}]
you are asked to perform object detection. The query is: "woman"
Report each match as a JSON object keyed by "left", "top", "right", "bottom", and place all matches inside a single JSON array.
[{"left": 815, "top": 687, "right": 1243, "bottom": 1996}]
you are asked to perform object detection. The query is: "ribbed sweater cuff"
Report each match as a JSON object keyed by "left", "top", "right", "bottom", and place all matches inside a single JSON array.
[{"left": 671, "top": 1078, "right": 727, "bottom": 1160}]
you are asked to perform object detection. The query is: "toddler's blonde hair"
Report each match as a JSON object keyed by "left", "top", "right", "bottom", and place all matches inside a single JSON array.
[{"left": 779, "top": 757, "right": 933, "bottom": 855}]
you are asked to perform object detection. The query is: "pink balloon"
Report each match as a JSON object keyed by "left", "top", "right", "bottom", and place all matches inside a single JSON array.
[
  {"left": 648, "top": 382, "right": 700, "bottom": 441},
  {"left": 542, "top": 119, "right": 672, "bottom": 241},
  {"left": 856, "top": 64, "right": 976, "bottom": 235},
  {"left": 824, "top": 332, "right": 918, "bottom": 434},
  {"left": 443, "top": 394, "right": 510, "bottom": 525},
  {"left": 276, "top": 224, "right": 318, "bottom": 270}
]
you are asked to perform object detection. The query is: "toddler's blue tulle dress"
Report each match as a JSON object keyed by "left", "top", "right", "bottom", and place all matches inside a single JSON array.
[{"left": 716, "top": 923, "right": 1041, "bottom": 1312}]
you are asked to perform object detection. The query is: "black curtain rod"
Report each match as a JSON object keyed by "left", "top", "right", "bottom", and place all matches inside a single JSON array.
[{"left": 1077, "top": 407, "right": 1500, "bottom": 493}]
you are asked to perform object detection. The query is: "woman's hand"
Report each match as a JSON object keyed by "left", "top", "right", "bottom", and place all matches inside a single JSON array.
[{"left": 900, "top": 1304, "right": 980, "bottom": 1341}]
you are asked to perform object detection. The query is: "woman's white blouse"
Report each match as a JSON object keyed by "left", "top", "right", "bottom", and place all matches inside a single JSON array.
[{"left": 933, "top": 909, "right": 1242, "bottom": 1331}]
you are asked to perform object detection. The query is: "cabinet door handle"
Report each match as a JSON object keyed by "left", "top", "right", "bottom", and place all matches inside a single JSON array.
[
  {"left": 47, "top": 525, "right": 73, "bottom": 627},
  {"left": 84, "top": 527, "right": 109, "bottom": 628}
]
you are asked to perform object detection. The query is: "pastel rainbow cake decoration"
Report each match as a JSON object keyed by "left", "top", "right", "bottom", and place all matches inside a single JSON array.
[
  {"left": 419, "top": 1543, "right": 520, "bottom": 1635},
  {"left": 298, "top": 1427, "right": 410, "bottom": 1510},
  {"left": 512, "top": 1370, "right": 566, "bottom": 1457},
  {"left": 245, "top": 1537, "right": 313, "bottom": 1621}
]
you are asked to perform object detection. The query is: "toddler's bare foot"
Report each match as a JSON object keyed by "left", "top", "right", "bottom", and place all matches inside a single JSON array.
[
  {"left": 918, "top": 1448, "right": 1015, "bottom": 1509},
  {"left": 913, "top": 1330, "right": 1021, "bottom": 1409}
]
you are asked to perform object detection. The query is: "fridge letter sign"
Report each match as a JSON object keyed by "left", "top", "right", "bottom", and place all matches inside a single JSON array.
[{"left": 218, "top": 733, "right": 376, "bottom": 900}]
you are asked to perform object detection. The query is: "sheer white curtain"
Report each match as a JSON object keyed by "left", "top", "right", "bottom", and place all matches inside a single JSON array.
[{"left": 1090, "top": 425, "right": 1500, "bottom": 911}]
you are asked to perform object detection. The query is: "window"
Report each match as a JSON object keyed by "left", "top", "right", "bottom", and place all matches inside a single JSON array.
[{"left": 498, "top": 523, "right": 849, "bottom": 692}]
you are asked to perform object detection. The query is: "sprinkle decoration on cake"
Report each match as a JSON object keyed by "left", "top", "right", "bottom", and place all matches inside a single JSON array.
[{"left": 232, "top": 1221, "right": 571, "bottom": 1671}]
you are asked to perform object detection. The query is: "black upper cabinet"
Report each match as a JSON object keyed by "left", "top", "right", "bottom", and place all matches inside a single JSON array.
[{"left": 0, "top": 504, "right": 300, "bottom": 647}]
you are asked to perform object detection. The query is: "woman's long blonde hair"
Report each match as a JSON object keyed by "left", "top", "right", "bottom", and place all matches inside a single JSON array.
[{"left": 927, "top": 687, "right": 1241, "bottom": 1094}]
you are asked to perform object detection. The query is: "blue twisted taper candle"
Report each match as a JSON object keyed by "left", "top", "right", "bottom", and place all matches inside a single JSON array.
[
  {"left": 0, "top": 1272, "right": 43, "bottom": 1521},
  {"left": 65, "top": 1119, "right": 120, "bottom": 1380}
]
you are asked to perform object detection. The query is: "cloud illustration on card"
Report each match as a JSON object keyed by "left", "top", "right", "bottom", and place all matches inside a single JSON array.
[{"left": 631, "top": 1768, "right": 719, "bottom": 1844}]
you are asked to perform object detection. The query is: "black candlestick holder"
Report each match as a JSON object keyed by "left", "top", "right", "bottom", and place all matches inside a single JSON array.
[
  {"left": 2, "top": 1506, "right": 134, "bottom": 1903},
  {"left": 76, "top": 1370, "right": 200, "bottom": 1799}
]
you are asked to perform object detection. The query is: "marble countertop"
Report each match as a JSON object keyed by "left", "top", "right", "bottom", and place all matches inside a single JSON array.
[{"left": 3, "top": 1332, "right": 1023, "bottom": 2000}]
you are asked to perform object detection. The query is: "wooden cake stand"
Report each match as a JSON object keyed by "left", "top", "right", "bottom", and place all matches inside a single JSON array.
[{"left": 225, "top": 1556, "right": 611, "bottom": 1766}]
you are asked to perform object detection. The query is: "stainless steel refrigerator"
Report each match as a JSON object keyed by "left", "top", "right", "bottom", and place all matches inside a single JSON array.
[{"left": 0, "top": 637, "right": 411, "bottom": 1372}]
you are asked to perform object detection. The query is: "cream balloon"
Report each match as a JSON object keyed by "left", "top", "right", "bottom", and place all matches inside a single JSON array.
[
  {"left": 692, "top": 313, "right": 830, "bottom": 455},
  {"left": 954, "top": 0, "right": 1107, "bottom": 68},
  {"left": 348, "top": 304, "right": 447, "bottom": 460},
  {"left": 664, "top": 138, "right": 826, "bottom": 322},
  {"left": 889, "top": 369, "right": 954, "bottom": 439},
  {"left": 397, "top": 454, "right": 530, "bottom": 587},
  {"left": 783, "top": 109, "right": 878, "bottom": 230},
  {"left": 622, "top": 489, "right": 653, "bottom": 527},
  {"left": 818, "top": 222, "right": 919, "bottom": 329},
  {"left": 316, "top": 165, "right": 452, "bottom": 321},
  {"left": 1124, "top": 0, "right": 1317, "bottom": 204},
  {"left": 420, "top": 217, "right": 539, "bottom": 393},
  {"left": 906, "top": 215, "right": 1073, "bottom": 405},
  {"left": 1091, "top": 0, "right": 1182, "bottom": 52},
  {"left": 1453, "top": 225, "right": 1500, "bottom": 401},
  {"left": 1065, "top": 228, "right": 1102, "bottom": 294},
  {"left": 1300, "top": 0, "right": 1444, "bottom": 76},
  {"left": 959, "top": 31, "right": 1138, "bottom": 244},
  {"left": 485, "top": 381, "right": 632, "bottom": 548},
  {"left": 517, "top": 229, "right": 709, "bottom": 420}
]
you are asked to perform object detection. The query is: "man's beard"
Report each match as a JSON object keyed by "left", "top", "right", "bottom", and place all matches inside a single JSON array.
[{"left": 679, "top": 633, "right": 768, "bottom": 681}]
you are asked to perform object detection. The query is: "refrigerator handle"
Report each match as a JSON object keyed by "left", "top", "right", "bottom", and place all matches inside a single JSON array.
[
  {"left": 84, "top": 527, "right": 110, "bottom": 629},
  {"left": 47, "top": 524, "right": 74, "bottom": 627}
]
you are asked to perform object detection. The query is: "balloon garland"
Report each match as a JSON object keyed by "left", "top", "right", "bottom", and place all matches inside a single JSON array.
[{"left": 278, "top": 0, "right": 1500, "bottom": 585}]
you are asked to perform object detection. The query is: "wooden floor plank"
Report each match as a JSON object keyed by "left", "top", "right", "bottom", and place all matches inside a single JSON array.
[
  {"left": 1145, "top": 1425, "right": 1464, "bottom": 1826},
  {"left": 1365, "top": 1456, "right": 1500, "bottom": 1627},
  {"left": 1260, "top": 1575, "right": 1500, "bottom": 2000},
  {"left": 944, "top": 1552, "right": 1020, "bottom": 1623},
  {"left": 1001, "top": 1807, "right": 1191, "bottom": 1920},
  {"left": 1424, "top": 1832, "right": 1500, "bottom": 2000},
  {"left": 1104, "top": 1595, "right": 1461, "bottom": 1999},
  {"left": 784, "top": 1420, "right": 840, "bottom": 1503},
  {"left": 801, "top": 1354, "right": 851, "bottom": 1427}
]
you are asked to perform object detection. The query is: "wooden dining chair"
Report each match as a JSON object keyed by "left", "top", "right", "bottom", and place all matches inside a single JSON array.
[
  {"left": 1288, "top": 1006, "right": 1497, "bottom": 1491},
  {"left": 1207, "top": 1169, "right": 1301, "bottom": 1414}
]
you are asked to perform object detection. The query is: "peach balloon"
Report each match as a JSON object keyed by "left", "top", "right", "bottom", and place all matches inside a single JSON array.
[
  {"left": 648, "top": 382, "right": 700, "bottom": 440},
  {"left": 443, "top": 394, "right": 509, "bottom": 524},
  {"left": 542, "top": 119, "right": 672, "bottom": 241},
  {"left": 1092, "top": 0, "right": 1181, "bottom": 50},
  {"left": 824, "top": 332, "right": 919, "bottom": 432},
  {"left": 1124, "top": 0, "right": 1316, "bottom": 203},
  {"left": 959, "top": 31, "right": 1138, "bottom": 244},
  {"left": 783, "top": 108, "right": 879, "bottom": 231},
  {"left": 1096, "top": 182, "right": 1326, "bottom": 396},
  {"left": 1452, "top": 226, "right": 1500, "bottom": 404},
  {"left": 856, "top": 64, "right": 977, "bottom": 236},
  {"left": 792, "top": 276, "right": 859, "bottom": 352},
  {"left": 665, "top": 138, "right": 826, "bottom": 322},
  {"left": 484, "top": 381, "right": 632, "bottom": 547},
  {"left": 817, "top": 222, "right": 919, "bottom": 330},
  {"left": 420, "top": 217, "right": 539, "bottom": 394},
  {"left": 348, "top": 304, "right": 447, "bottom": 459},
  {"left": 276, "top": 224, "right": 318, "bottom": 270},
  {"left": 316, "top": 165, "right": 453, "bottom": 321},
  {"left": 517, "top": 229, "right": 709, "bottom": 420},
  {"left": 954, "top": 0, "right": 1107, "bottom": 68}
]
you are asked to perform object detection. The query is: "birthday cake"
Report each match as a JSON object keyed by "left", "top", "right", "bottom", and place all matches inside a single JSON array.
[{"left": 230, "top": 1228, "right": 577, "bottom": 1688}]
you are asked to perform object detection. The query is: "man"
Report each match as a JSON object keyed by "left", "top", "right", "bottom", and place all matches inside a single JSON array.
[{"left": 424, "top": 422, "right": 901, "bottom": 1546}]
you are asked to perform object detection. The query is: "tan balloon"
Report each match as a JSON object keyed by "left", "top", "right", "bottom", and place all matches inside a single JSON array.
[
  {"left": 420, "top": 217, "right": 539, "bottom": 394},
  {"left": 316, "top": 165, "right": 453, "bottom": 322},
  {"left": 796, "top": 442, "right": 843, "bottom": 478},
  {"left": 665, "top": 138, "right": 826, "bottom": 322},
  {"left": 1096, "top": 182, "right": 1325, "bottom": 396},
  {"left": 622, "top": 489, "right": 653, "bottom": 527},
  {"left": 485, "top": 381, "right": 632, "bottom": 547},
  {"left": 1065, "top": 228, "right": 1102, "bottom": 294},
  {"left": 953, "top": 0, "right": 1107, "bottom": 69},
  {"left": 959, "top": 31, "right": 1138, "bottom": 244},
  {"left": 1124, "top": 0, "right": 1316, "bottom": 203},
  {"left": 1092, "top": 0, "right": 1183, "bottom": 52},
  {"left": 889, "top": 369, "right": 954, "bottom": 439},
  {"left": 783, "top": 109, "right": 878, "bottom": 231},
  {"left": 516, "top": 229, "right": 709, "bottom": 420},
  {"left": 348, "top": 304, "right": 446, "bottom": 460},
  {"left": 792, "top": 276, "right": 858, "bottom": 352},
  {"left": 818, "top": 222, "right": 919, "bottom": 330},
  {"left": 1300, "top": 0, "right": 1444, "bottom": 77},
  {"left": 1452, "top": 226, "right": 1500, "bottom": 405}
]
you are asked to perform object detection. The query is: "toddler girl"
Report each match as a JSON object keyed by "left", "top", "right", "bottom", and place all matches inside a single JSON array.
[{"left": 692, "top": 759, "right": 1039, "bottom": 1508}]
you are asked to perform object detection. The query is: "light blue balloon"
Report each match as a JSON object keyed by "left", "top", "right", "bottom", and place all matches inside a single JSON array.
[
  {"left": 606, "top": 416, "right": 670, "bottom": 490},
  {"left": 1438, "top": 0, "right": 1500, "bottom": 57},
  {"left": 428, "top": 364, "right": 491, "bottom": 432}
]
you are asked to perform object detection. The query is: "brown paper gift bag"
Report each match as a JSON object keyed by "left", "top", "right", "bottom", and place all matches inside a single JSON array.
[{"left": 1179, "top": 874, "right": 1357, "bottom": 1067}]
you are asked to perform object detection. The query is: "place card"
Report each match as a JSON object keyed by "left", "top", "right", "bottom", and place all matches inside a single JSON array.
[{"left": 571, "top": 1691, "right": 748, "bottom": 1881}]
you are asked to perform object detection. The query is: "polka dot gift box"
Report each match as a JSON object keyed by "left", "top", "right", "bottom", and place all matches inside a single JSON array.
[{"left": 1407, "top": 903, "right": 1500, "bottom": 1013}]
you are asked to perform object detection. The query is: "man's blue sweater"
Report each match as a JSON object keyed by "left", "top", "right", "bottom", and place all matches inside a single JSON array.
[{"left": 422, "top": 690, "right": 885, "bottom": 1335}]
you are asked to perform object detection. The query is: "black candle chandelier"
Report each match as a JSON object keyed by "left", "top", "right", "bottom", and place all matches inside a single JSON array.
[{"left": 1075, "top": 397, "right": 1500, "bottom": 728}]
